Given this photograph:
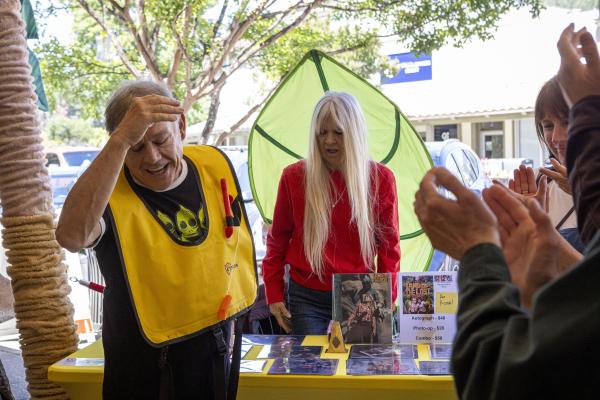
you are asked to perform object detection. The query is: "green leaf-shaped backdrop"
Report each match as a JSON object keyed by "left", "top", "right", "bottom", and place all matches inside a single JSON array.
[{"left": 248, "top": 50, "right": 433, "bottom": 272}]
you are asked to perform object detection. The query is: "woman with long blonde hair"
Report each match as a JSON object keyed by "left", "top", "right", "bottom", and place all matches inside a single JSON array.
[{"left": 262, "top": 92, "right": 401, "bottom": 334}]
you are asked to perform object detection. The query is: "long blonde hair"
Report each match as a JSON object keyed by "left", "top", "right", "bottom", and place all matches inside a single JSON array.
[{"left": 304, "top": 92, "right": 376, "bottom": 280}]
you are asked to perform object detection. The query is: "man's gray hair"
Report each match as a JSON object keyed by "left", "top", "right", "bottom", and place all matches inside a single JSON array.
[{"left": 105, "top": 80, "right": 175, "bottom": 134}]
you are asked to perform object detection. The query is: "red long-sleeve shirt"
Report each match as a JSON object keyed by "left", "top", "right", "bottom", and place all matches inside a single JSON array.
[{"left": 262, "top": 160, "right": 401, "bottom": 304}]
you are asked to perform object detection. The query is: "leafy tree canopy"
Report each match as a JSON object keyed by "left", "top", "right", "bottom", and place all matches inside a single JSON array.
[
  {"left": 43, "top": 115, "right": 106, "bottom": 147},
  {"left": 37, "top": 0, "right": 542, "bottom": 143}
]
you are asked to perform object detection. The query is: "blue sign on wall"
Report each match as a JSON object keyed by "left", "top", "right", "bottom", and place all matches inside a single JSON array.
[{"left": 382, "top": 52, "right": 432, "bottom": 84}]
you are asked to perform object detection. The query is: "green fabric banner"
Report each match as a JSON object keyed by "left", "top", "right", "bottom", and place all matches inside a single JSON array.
[
  {"left": 21, "top": 0, "right": 38, "bottom": 39},
  {"left": 21, "top": 0, "right": 48, "bottom": 111},
  {"left": 248, "top": 50, "right": 434, "bottom": 272}
]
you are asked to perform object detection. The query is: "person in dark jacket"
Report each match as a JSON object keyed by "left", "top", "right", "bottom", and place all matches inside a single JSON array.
[{"left": 414, "top": 24, "right": 600, "bottom": 399}]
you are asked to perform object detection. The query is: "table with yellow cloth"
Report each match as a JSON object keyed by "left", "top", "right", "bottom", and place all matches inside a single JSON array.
[{"left": 48, "top": 336, "right": 457, "bottom": 400}]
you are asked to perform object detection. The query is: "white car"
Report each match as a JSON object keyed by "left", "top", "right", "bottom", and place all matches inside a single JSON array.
[
  {"left": 45, "top": 146, "right": 100, "bottom": 168},
  {"left": 424, "top": 139, "right": 490, "bottom": 271}
]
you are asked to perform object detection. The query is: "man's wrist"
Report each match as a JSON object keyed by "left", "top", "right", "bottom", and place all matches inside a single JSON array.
[
  {"left": 107, "top": 132, "right": 132, "bottom": 153},
  {"left": 461, "top": 234, "right": 500, "bottom": 259}
]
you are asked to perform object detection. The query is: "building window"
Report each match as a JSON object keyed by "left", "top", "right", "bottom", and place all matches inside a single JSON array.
[
  {"left": 434, "top": 124, "right": 457, "bottom": 141},
  {"left": 477, "top": 121, "right": 504, "bottom": 158},
  {"left": 516, "top": 118, "right": 542, "bottom": 168}
]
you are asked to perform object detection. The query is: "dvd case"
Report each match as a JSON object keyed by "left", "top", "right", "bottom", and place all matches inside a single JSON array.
[{"left": 332, "top": 273, "right": 393, "bottom": 344}]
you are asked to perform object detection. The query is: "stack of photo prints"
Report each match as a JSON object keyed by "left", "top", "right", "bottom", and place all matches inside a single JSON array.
[
  {"left": 420, "top": 343, "right": 452, "bottom": 375},
  {"left": 242, "top": 334, "right": 338, "bottom": 375},
  {"left": 236, "top": 272, "right": 452, "bottom": 376},
  {"left": 346, "top": 344, "right": 419, "bottom": 375}
]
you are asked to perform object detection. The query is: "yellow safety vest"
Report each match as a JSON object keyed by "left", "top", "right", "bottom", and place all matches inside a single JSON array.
[{"left": 108, "top": 145, "right": 258, "bottom": 346}]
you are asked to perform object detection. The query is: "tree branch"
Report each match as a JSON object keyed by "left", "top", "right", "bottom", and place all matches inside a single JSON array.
[
  {"left": 196, "top": 0, "right": 271, "bottom": 91},
  {"left": 117, "top": 0, "right": 163, "bottom": 80},
  {"left": 221, "top": 0, "right": 322, "bottom": 84},
  {"left": 200, "top": 86, "right": 223, "bottom": 144},
  {"left": 168, "top": 5, "right": 192, "bottom": 89},
  {"left": 137, "top": 0, "right": 150, "bottom": 50},
  {"left": 76, "top": 0, "right": 142, "bottom": 77},
  {"left": 214, "top": 82, "right": 280, "bottom": 145}
]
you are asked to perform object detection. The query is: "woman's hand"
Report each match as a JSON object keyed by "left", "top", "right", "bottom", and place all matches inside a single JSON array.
[
  {"left": 509, "top": 164, "right": 537, "bottom": 196},
  {"left": 269, "top": 302, "right": 292, "bottom": 333},
  {"left": 540, "top": 158, "right": 572, "bottom": 195}
]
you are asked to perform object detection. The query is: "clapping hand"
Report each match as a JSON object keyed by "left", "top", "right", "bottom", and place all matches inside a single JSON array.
[
  {"left": 414, "top": 167, "right": 500, "bottom": 260},
  {"left": 506, "top": 165, "right": 548, "bottom": 209},
  {"left": 557, "top": 24, "right": 600, "bottom": 108},
  {"left": 483, "top": 184, "right": 582, "bottom": 308},
  {"left": 539, "top": 158, "right": 572, "bottom": 195}
]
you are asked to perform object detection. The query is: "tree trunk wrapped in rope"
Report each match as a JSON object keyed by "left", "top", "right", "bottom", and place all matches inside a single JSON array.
[{"left": 0, "top": 1, "right": 79, "bottom": 399}]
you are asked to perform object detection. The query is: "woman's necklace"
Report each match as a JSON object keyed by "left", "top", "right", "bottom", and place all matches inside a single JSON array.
[{"left": 332, "top": 187, "right": 346, "bottom": 207}]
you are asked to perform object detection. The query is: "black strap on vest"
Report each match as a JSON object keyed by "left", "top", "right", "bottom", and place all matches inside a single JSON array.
[
  {"left": 212, "top": 317, "right": 245, "bottom": 400},
  {"left": 158, "top": 346, "right": 174, "bottom": 400},
  {"left": 227, "top": 318, "right": 244, "bottom": 400}
]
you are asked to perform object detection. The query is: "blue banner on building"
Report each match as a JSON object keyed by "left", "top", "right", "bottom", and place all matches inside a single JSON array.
[{"left": 383, "top": 52, "right": 432, "bottom": 84}]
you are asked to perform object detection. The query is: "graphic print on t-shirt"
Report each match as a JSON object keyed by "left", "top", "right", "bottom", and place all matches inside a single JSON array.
[{"left": 126, "top": 157, "right": 209, "bottom": 245}]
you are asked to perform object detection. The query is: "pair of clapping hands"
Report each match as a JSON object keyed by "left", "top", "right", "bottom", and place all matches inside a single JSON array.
[
  {"left": 415, "top": 23, "right": 597, "bottom": 308},
  {"left": 508, "top": 158, "right": 570, "bottom": 207},
  {"left": 415, "top": 167, "right": 581, "bottom": 309}
]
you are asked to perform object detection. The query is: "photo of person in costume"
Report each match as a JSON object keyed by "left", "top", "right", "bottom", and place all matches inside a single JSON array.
[
  {"left": 333, "top": 273, "right": 393, "bottom": 343},
  {"left": 56, "top": 80, "right": 257, "bottom": 400},
  {"left": 262, "top": 91, "right": 401, "bottom": 335}
]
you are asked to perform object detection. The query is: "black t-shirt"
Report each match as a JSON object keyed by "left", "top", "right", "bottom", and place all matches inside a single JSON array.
[
  {"left": 125, "top": 157, "right": 208, "bottom": 245},
  {"left": 94, "top": 156, "right": 223, "bottom": 399}
]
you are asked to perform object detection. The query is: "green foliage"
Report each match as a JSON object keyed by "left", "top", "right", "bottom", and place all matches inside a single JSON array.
[
  {"left": 43, "top": 115, "right": 106, "bottom": 147},
  {"left": 38, "top": 0, "right": 543, "bottom": 128}
]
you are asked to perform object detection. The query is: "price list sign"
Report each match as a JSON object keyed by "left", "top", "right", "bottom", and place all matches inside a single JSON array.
[{"left": 398, "top": 272, "right": 458, "bottom": 344}]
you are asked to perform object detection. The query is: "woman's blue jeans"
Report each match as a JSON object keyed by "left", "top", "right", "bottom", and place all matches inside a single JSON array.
[{"left": 288, "top": 279, "right": 332, "bottom": 335}]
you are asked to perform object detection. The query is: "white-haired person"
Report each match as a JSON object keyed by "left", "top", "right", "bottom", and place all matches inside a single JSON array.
[{"left": 262, "top": 91, "right": 401, "bottom": 334}]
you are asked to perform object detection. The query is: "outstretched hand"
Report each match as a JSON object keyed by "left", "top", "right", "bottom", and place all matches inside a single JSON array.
[
  {"left": 557, "top": 24, "right": 600, "bottom": 107},
  {"left": 269, "top": 302, "right": 292, "bottom": 333},
  {"left": 414, "top": 167, "right": 500, "bottom": 260},
  {"left": 506, "top": 166, "right": 548, "bottom": 210}
]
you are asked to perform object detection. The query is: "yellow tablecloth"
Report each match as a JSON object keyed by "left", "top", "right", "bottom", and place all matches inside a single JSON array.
[{"left": 48, "top": 336, "right": 457, "bottom": 400}]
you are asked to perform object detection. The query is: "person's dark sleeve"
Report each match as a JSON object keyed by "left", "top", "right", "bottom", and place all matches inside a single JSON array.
[
  {"left": 567, "top": 95, "right": 600, "bottom": 244},
  {"left": 453, "top": 240, "right": 600, "bottom": 399}
]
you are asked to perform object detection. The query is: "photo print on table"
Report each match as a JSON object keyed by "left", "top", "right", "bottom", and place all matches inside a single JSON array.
[
  {"left": 268, "top": 356, "right": 338, "bottom": 375},
  {"left": 349, "top": 344, "right": 418, "bottom": 360},
  {"left": 333, "top": 273, "right": 393, "bottom": 344},
  {"left": 241, "top": 334, "right": 305, "bottom": 346},
  {"left": 346, "top": 356, "right": 419, "bottom": 376},
  {"left": 418, "top": 360, "right": 451, "bottom": 375}
]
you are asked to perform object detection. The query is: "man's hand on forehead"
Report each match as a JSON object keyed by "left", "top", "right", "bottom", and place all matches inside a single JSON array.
[{"left": 112, "top": 95, "right": 184, "bottom": 148}]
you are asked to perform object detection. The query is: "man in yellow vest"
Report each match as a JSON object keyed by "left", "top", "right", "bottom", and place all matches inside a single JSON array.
[{"left": 57, "top": 80, "right": 257, "bottom": 400}]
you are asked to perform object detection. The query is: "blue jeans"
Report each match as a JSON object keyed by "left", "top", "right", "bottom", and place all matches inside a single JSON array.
[
  {"left": 288, "top": 279, "right": 332, "bottom": 335},
  {"left": 560, "top": 228, "right": 586, "bottom": 254}
]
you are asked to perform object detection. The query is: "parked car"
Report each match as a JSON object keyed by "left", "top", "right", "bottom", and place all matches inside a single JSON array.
[
  {"left": 45, "top": 146, "right": 100, "bottom": 167},
  {"left": 424, "top": 139, "right": 490, "bottom": 271},
  {"left": 481, "top": 157, "right": 534, "bottom": 186},
  {"left": 48, "top": 165, "right": 84, "bottom": 212}
]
